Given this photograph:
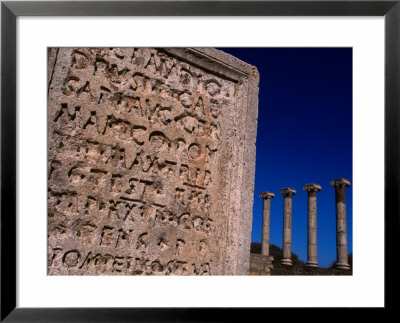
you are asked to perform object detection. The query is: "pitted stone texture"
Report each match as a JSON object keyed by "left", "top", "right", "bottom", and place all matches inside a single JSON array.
[
  {"left": 330, "top": 178, "right": 351, "bottom": 187},
  {"left": 260, "top": 192, "right": 274, "bottom": 256},
  {"left": 303, "top": 183, "right": 322, "bottom": 192},
  {"left": 303, "top": 183, "right": 322, "bottom": 268},
  {"left": 330, "top": 178, "right": 351, "bottom": 270},
  {"left": 280, "top": 188, "right": 296, "bottom": 196},
  {"left": 47, "top": 48, "right": 259, "bottom": 275},
  {"left": 250, "top": 254, "right": 274, "bottom": 275},
  {"left": 280, "top": 188, "right": 296, "bottom": 266},
  {"left": 259, "top": 192, "right": 275, "bottom": 199}
]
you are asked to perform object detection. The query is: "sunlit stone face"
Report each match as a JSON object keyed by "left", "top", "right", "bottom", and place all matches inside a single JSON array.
[{"left": 47, "top": 48, "right": 259, "bottom": 275}]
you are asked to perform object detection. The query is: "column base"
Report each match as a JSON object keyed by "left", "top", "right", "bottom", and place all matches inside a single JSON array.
[
  {"left": 281, "top": 258, "right": 292, "bottom": 266},
  {"left": 335, "top": 263, "right": 351, "bottom": 270},
  {"left": 306, "top": 261, "right": 318, "bottom": 268}
]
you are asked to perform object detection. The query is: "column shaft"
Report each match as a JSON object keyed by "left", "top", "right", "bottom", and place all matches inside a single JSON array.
[
  {"left": 261, "top": 198, "right": 271, "bottom": 256},
  {"left": 282, "top": 196, "right": 292, "bottom": 265},
  {"left": 335, "top": 185, "right": 349, "bottom": 269},
  {"left": 307, "top": 191, "right": 318, "bottom": 267}
]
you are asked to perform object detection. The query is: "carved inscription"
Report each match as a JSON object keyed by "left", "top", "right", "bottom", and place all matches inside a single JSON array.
[{"left": 48, "top": 48, "right": 241, "bottom": 275}]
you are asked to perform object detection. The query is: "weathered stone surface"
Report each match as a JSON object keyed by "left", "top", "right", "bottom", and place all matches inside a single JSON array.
[
  {"left": 280, "top": 187, "right": 296, "bottom": 266},
  {"left": 47, "top": 48, "right": 259, "bottom": 275},
  {"left": 330, "top": 178, "right": 351, "bottom": 270},
  {"left": 259, "top": 192, "right": 275, "bottom": 199},
  {"left": 249, "top": 254, "right": 274, "bottom": 275},
  {"left": 259, "top": 191, "right": 274, "bottom": 257},
  {"left": 303, "top": 183, "right": 322, "bottom": 192},
  {"left": 303, "top": 183, "right": 322, "bottom": 267}
]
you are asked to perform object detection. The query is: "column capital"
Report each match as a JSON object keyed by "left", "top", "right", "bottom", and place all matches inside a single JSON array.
[
  {"left": 259, "top": 192, "right": 275, "bottom": 199},
  {"left": 303, "top": 183, "right": 322, "bottom": 192},
  {"left": 280, "top": 187, "right": 296, "bottom": 196},
  {"left": 330, "top": 178, "right": 351, "bottom": 187}
]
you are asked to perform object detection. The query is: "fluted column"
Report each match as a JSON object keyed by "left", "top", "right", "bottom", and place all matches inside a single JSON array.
[
  {"left": 259, "top": 192, "right": 275, "bottom": 257},
  {"left": 280, "top": 188, "right": 296, "bottom": 266},
  {"left": 303, "top": 183, "right": 322, "bottom": 267},
  {"left": 330, "top": 178, "right": 351, "bottom": 270}
]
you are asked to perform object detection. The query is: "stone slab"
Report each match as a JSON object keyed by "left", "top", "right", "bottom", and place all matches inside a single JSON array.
[{"left": 47, "top": 48, "right": 259, "bottom": 275}]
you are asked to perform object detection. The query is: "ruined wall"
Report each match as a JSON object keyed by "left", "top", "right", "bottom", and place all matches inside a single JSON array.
[{"left": 47, "top": 48, "right": 259, "bottom": 275}]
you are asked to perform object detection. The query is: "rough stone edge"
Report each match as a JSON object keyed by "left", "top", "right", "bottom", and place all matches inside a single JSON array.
[
  {"left": 191, "top": 47, "right": 256, "bottom": 76},
  {"left": 47, "top": 48, "right": 73, "bottom": 163},
  {"left": 47, "top": 48, "right": 58, "bottom": 92},
  {"left": 47, "top": 47, "right": 259, "bottom": 275},
  {"left": 237, "top": 66, "right": 259, "bottom": 274},
  {"left": 195, "top": 48, "right": 259, "bottom": 275},
  {"left": 165, "top": 48, "right": 259, "bottom": 274},
  {"left": 162, "top": 47, "right": 252, "bottom": 82}
]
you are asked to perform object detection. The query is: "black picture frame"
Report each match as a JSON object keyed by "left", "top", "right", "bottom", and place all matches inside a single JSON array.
[{"left": 1, "top": 0, "right": 398, "bottom": 321}]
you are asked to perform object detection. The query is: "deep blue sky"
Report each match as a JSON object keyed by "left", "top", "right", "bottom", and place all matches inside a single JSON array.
[{"left": 219, "top": 48, "right": 352, "bottom": 268}]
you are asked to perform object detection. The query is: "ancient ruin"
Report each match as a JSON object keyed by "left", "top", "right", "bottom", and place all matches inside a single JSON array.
[
  {"left": 47, "top": 48, "right": 259, "bottom": 275},
  {"left": 280, "top": 187, "right": 296, "bottom": 266},
  {"left": 303, "top": 183, "right": 322, "bottom": 267},
  {"left": 330, "top": 178, "right": 351, "bottom": 270},
  {"left": 253, "top": 179, "right": 351, "bottom": 274},
  {"left": 259, "top": 192, "right": 275, "bottom": 257}
]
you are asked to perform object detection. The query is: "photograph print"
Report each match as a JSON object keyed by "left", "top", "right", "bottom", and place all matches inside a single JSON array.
[{"left": 47, "top": 47, "right": 352, "bottom": 276}]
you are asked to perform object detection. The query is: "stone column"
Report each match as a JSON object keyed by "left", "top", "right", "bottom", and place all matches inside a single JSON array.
[
  {"left": 303, "top": 183, "right": 322, "bottom": 267},
  {"left": 280, "top": 188, "right": 296, "bottom": 266},
  {"left": 259, "top": 192, "right": 275, "bottom": 257},
  {"left": 330, "top": 178, "right": 351, "bottom": 270}
]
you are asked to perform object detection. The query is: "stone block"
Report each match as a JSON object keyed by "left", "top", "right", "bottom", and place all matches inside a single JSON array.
[{"left": 47, "top": 48, "right": 259, "bottom": 275}]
